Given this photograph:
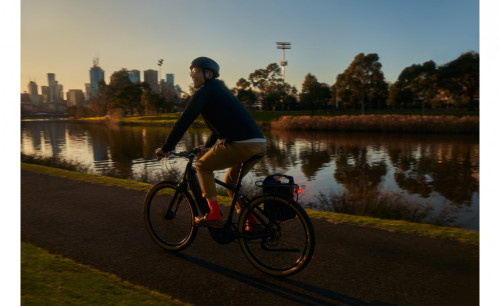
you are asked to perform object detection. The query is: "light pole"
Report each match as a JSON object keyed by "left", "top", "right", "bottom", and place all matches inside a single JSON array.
[
  {"left": 157, "top": 59, "right": 164, "bottom": 95},
  {"left": 276, "top": 42, "right": 291, "bottom": 84}
]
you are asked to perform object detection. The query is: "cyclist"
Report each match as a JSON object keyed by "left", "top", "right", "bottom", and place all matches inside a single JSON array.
[{"left": 155, "top": 57, "right": 265, "bottom": 228}]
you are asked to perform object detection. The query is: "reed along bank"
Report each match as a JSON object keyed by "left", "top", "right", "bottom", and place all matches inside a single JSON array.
[{"left": 270, "top": 114, "right": 479, "bottom": 134}]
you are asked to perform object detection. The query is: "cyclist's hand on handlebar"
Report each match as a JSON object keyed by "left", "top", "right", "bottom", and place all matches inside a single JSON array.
[
  {"left": 198, "top": 145, "right": 209, "bottom": 156},
  {"left": 155, "top": 148, "right": 169, "bottom": 160}
]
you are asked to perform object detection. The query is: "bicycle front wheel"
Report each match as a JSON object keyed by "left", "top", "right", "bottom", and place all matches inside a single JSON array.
[
  {"left": 144, "top": 181, "right": 198, "bottom": 251},
  {"left": 238, "top": 195, "right": 315, "bottom": 276}
]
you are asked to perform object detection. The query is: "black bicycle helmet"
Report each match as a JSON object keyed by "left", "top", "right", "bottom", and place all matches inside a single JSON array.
[{"left": 190, "top": 57, "right": 220, "bottom": 78}]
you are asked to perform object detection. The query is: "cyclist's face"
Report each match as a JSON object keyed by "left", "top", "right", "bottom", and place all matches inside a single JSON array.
[{"left": 190, "top": 67, "right": 205, "bottom": 88}]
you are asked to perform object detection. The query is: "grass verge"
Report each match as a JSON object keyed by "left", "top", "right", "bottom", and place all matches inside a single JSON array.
[
  {"left": 21, "top": 242, "right": 189, "bottom": 306},
  {"left": 21, "top": 162, "right": 478, "bottom": 245},
  {"left": 306, "top": 211, "right": 478, "bottom": 245}
]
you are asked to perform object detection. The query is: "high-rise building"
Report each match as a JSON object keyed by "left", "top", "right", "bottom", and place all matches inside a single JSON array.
[
  {"left": 144, "top": 69, "right": 158, "bottom": 90},
  {"left": 90, "top": 58, "right": 105, "bottom": 98},
  {"left": 47, "top": 73, "right": 57, "bottom": 103},
  {"left": 57, "top": 84, "right": 64, "bottom": 102},
  {"left": 28, "top": 81, "right": 43, "bottom": 107},
  {"left": 128, "top": 70, "right": 140, "bottom": 83},
  {"left": 166, "top": 74, "right": 174, "bottom": 86},
  {"left": 67, "top": 89, "right": 85, "bottom": 107},
  {"left": 28, "top": 81, "right": 38, "bottom": 95},
  {"left": 41, "top": 86, "right": 49, "bottom": 102},
  {"left": 85, "top": 83, "right": 91, "bottom": 100}
]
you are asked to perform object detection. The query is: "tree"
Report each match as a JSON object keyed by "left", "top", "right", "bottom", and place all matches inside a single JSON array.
[
  {"left": 334, "top": 53, "right": 388, "bottom": 113},
  {"left": 248, "top": 63, "right": 282, "bottom": 92},
  {"left": 437, "top": 51, "right": 479, "bottom": 110},
  {"left": 88, "top": 95, "right": 107, "bottom": 116},
  {"left": 233, "top": 78, "right": 257, "bottom": 107},
  {"left": 334, "top": 73, "right": 356, "bottom": 109},
  {"left": 141, "top": 89, "right": 160, "bottom": 114},
  {"left": 100, "top": 69, "right": 143, "bottom": 114},
  {"left": 300, "top": 73, "right": 331, "bottom": 114},
  {"left": 247, "top": 63, "right": 297, "bottom": 110},
  {"left": 394, "top": 60, "right": 438, "bottom": 112},
  {"left": 160, "top": 84, "right": 177, "bottom": 113},
  {"left": 248, "top": 63, "right": 281, "bottom": 110}
]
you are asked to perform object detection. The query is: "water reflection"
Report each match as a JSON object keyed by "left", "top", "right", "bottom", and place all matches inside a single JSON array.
[{"left": 21, "top": 120, "right": 479, "bottom": 230}]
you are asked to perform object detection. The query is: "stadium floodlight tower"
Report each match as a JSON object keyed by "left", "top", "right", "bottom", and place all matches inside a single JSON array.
[
  {"left": 158, "top": 59, "right": 164, "bottom": 94},
  {"left": 157, "top": 59, "right": 164, "bottom": 83},
  {"left": 276, "top": 42, "right": 291, "bottom": 83}
]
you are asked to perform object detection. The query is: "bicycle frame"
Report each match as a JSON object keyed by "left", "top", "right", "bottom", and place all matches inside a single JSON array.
[
  {"left": 171, "top": 150, "right": 262, "bottom": 234},
  {"left": 148, "top": 149, "right": 315, "bottom": 276}
]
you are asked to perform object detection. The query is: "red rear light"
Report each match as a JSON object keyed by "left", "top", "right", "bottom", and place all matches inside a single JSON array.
[{"left": 296, "top": 189, "right": 302, "bottom": 194}]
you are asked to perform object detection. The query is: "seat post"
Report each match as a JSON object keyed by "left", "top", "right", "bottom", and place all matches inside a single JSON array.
[{"left": 234, "top": 153, "right": 264, "bottom": 192}]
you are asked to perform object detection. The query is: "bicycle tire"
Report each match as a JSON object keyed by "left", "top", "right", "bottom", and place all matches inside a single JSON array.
[
  {"left": 238, "top": 195, "right": 315, "bottom": 276},
  {"left": 144, "top": 181, "right": 198, "bottom": 251}
]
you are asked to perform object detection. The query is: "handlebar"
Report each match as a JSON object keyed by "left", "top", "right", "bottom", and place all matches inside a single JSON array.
[{"left": 167, "top": 147, "right": 201, "bottom": 159}]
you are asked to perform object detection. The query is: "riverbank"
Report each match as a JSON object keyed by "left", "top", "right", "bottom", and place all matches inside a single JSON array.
[
  {"left": 21, "top": 162, "right": 479, "bottom": 245},
  {"left": 71, "top": 111, "right": 479, "bottom": 134}
]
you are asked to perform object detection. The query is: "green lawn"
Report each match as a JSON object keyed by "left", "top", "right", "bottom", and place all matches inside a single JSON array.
[{"left": 21, "top": 242, "right": 189, "bottom": 306}]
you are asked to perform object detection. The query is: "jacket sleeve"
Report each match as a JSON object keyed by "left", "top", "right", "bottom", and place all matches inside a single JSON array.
[{"left": 161, "top": 90, "right": 207, "bottom": 152}]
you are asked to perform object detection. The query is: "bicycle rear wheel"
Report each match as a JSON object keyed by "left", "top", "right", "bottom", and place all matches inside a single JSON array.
[
  {"left": 144, "top": 181, "right": 198, "bottom": 251},
  {"left": 238, "top": 195, "right": 315, "bottom": 276}
]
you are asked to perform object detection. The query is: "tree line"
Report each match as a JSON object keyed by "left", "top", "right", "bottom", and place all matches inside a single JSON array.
[
  {"left": 68, "top": 51, "right": 479, "bottom": 118},
  {"left": 235, "top": 51, "right": 479, "bottom": 113}
]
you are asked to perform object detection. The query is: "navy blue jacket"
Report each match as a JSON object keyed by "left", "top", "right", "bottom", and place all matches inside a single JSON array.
[{"left": 161, "top": 79, "right": 263, "bottom": 153}]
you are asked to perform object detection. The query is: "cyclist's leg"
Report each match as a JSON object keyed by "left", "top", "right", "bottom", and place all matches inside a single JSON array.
[
  {"left": 195, "top": 142, "right": 252, "bottom": 224},
  {"left": 196, "top": 142, "right": 265, "bottom": 216},
  {"left": 223, "top": 142, "right": 266, "bottom": 210},
  {"left": 223, "top": 142, "right": 265, "bottom": 230}
]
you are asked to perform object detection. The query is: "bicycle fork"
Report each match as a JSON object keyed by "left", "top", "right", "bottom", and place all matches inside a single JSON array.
[{"left": 164, "top": 189, "right": 183, "bottom": 220}]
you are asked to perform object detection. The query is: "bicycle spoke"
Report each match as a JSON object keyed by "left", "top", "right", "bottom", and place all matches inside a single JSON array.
[
  {"left": 144, "top": 182, "right": 198, "bottom": 251},
  {"left": 260, "top": 244, "right": 300, "bottom": 253},
  {"left": 238, "top": 195, "right": 315, "bottom": 276}
]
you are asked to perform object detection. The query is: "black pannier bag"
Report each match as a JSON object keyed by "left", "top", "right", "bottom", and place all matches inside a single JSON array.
[{"left": 258, "top": 174, "right": 299, "bottom": 221}]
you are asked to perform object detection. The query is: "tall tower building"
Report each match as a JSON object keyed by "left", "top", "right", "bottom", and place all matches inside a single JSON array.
[
  {"left": 128, "top": 70, "right": 140, "bottom": 83},
  {"left": 41, "top": 86, "right": 49, "bottom": 102},
  {"left": 28, "top": 81, "right": 38, "bottom": 95},
  {"left": 90, "top": 58, "right": 105, "bottom": 98},
  {"left": 166, "top": 74, "right": 174, "bottom": 86},
  {"left": 67, "top": 89, "right": 85, "bottom": 107},
  {"left": 47, "top": 73, "right": 57, "bottom": 102},
  {"left": 57, "top": 84, "right": 64, "bottom": 102},
  {"left": 144, "top": 69, "right": 158, "bottom": 91},
  {"left": 28, "top": 81, "right": 42, "bottom": 107}
]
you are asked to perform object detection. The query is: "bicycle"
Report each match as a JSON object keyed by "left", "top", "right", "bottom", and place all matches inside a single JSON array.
[{"left": 143, "top": 148, "right": 315, "bottom": 276}]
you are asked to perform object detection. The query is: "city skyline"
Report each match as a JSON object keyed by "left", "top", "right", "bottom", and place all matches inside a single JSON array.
[
  {"left": 24, "top": 64, "right": 177, "bottom": 96},
  {"left": 20, "top": 0, "right": 479, "bottom": 94}
]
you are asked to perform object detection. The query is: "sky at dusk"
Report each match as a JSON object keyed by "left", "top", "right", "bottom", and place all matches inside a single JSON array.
[{"left": 19, "top": 0, "right": 480, "bottom": 94}]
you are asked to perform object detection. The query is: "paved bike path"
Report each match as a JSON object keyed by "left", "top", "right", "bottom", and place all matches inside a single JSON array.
[{"left": 21, "top": 170, "right": 479, "bottom": 306}]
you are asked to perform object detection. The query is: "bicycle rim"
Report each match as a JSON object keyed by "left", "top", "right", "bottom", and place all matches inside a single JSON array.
[
  {"left": 238, "top": 195, "right": 315, "bottom": 276},
  {"left": 144, "top": 181, "right": 198, "bottom": 251}
]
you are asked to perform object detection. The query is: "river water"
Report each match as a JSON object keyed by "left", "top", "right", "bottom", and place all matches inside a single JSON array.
[{"left": 21, "top": 119, "right": 479, "bottom": 230}]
